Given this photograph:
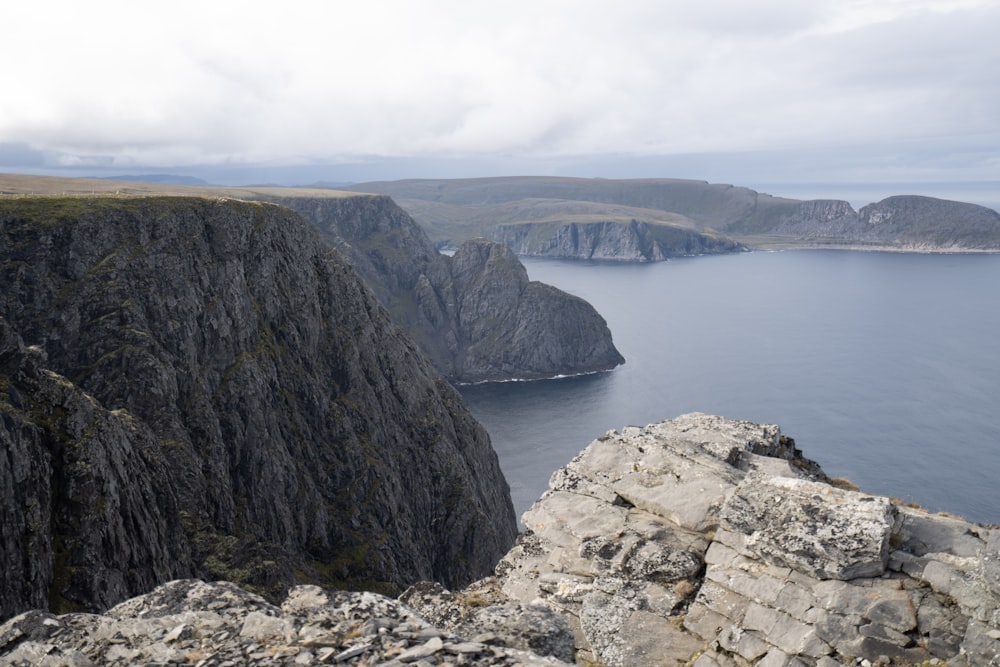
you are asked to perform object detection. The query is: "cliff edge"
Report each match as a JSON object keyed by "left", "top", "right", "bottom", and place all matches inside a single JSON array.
[
  {"left": 492, "top": 413, "right": 1000, "bottom": 666},
  {"left": 268, "top": 195, "right": 624, "bottom": 382},
  {"left": 0, "top": 196, "right": 517, "bottom": 618}
]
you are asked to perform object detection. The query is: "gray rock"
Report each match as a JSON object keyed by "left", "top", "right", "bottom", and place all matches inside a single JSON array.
[
  {"left": 494, "top": 219, "right": 744, "bottom": 262},
  {"left": 0, "top": 196, "right": 516, "bottom": 618},
  {"left": 490, "top": 413, "right": 1000, "bottom": 667},
  {"left": 0, "top": 580, "right": 573, "bottom": 666},
  {"left": 398, "top": 580, "right": 575, "bottom": 663},
  {"left": 270, "top": 195, "right": 624, "bottom": 382},
  {"left": 720, "top": 475, "right": 895, "bottom": 580}
]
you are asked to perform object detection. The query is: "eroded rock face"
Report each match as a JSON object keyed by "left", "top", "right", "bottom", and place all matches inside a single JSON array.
[
  {"left": 0, "top": 197, "right": 517, "bottom": 618},
  {"left": 0, "top": 579, "right": 573, "bottom": 666},
  {"left": 494, "top": 220, "right": 744, "bottom": 262},
  {"left": 720, "top": 475, "right": 896, "bottom": 581},
  {"left": 269, "top": 195, "right": 624, "bottom": 382},
  {"left": 493, "top": 413, "right": 1000, "bottom": 667}
]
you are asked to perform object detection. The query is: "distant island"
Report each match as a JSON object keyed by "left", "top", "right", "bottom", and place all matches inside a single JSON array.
[{"left": 343, "top": 176, "right": 1000, "bottom": 257}]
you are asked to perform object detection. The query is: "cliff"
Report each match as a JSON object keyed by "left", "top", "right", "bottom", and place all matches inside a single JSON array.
[
  {"left": 493, "top": 413, "right": 1000, "bottom": 666},
  {"left": 346, "top": 177, "right": 1000, "bottom": 252},
  {"left": 266, "top": 195, "right": 624, "bottom": 382},
  {"left": 854, "top": 195, "right": 1000, "bottom": 249},
  {"left": 494, "top": 219, "right": 744, "bottom": 261},
  {"left": 0, "top": 196, "right": 517, "bottom": 619},
  {"left": 0, "top": 176, "right": 624, "bottom": 382},
  {"left": 6, "top": 413, "right": 995, "bottom": 666}
]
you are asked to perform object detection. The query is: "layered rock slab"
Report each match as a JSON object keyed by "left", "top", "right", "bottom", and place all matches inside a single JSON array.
[{"left": 494, "top": 413, "right": 999, "bottom": 666}]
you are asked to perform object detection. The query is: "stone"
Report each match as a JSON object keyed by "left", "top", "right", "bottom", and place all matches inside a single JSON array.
[
  {"left": 865, "top": 595, "right": 916, "bottom": 633},
  {"left": 0, "top": 580, "right": 574, "bottom": 666},
  {"left": 396, "top": 636, "right": 443, "bottom": 662},
  {"left": 397, "top": 581, "right": 574, "bottom": 663},
  {"left": 720, "top": 475, "right": 895, "bottom": 580},
  {"left": 489, "top": 414, "right": 1000, "bottom": 666},
  {"left": 239, "top": 611, "right": 291, "bottom": 642},
  {"left": 275, "top": 195, "right": 624, "bottom": 383}
]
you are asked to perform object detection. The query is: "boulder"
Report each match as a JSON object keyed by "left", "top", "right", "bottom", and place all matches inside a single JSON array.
[{"left": 720, "top": 474, "right": 895, "bottom": 580}]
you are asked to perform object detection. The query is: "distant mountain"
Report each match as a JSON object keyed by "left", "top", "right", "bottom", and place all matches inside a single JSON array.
[{"left": 345, "top": 177, "right": 1000, "bottom": 254}]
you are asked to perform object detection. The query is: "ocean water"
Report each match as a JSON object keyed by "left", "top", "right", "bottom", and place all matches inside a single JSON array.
[{"left": 458, "top": 250, "right": 1000, "bottom": 526}]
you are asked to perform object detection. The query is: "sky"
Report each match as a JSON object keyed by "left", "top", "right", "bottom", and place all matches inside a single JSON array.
[{"left": 2, "top": 0, "right": 999, "bottom": 196}]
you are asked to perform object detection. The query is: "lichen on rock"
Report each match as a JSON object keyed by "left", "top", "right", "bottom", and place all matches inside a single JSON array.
[{"left": 492, "top": 413, "right": 1000, "bottom": 667}]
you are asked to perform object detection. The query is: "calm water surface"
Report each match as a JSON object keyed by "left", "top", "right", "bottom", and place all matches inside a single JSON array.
[{"left": 459, "top": 250, "right": 1000, "bottom": 525}]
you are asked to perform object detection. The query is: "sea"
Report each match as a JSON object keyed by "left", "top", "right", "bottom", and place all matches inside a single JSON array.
[{"left": 458, "top": 250, "right": 1000, "bottom": 526}]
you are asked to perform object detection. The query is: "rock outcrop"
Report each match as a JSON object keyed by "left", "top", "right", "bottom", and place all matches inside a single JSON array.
[
  {"left": 268, "top": 195, "right": 624, "bottom": 382},
  {"left": 346, "top": 177, "right": 1000, "bottom": 252},
  {"left": 493, "top": 413, "right": 1000, "bottom": 666},
  {"left": 854, "top": 195, "right": 1000, "bottom": 249},
  {"left": 0, "top": 196, "right": 517, "bottom": 619},
  {"left": 494, "top": 219, "right": 744, "bottom": 261},
  {"left": 0, "top": 579, "right": 573, "bottom": 666}
]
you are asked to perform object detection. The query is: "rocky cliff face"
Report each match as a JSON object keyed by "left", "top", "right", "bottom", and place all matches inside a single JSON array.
[
  {"left": 347, "top": 177, "right": 1000, "bottom": 252},
  {"left": 0, "top": 196, "right": 517, "bottom": 619},
  {"left": 494, "top": 413, "right": 1000, "bottom": 666},
  {"left": 494, "top": 219, "right": 744, "bottom": 261},
  {"left": 268, "top": 195, "right": 624, "bottom": 382},
  {"left": 439, "top": 239, "right": 625, "bottom": 381},
  {"left": 855, "top": 195, "right": 1000, "bottom": 249}
]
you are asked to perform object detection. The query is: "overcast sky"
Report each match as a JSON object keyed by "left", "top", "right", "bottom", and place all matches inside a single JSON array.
[{"left": 2, "top": 0, "right": 998, "bottom": 191}]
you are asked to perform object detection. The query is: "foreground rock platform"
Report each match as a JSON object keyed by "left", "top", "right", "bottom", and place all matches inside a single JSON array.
[
  {"left": 0, "top": 579, "right": 573, "bottom": 666},
  {"left": 494, "top": 413, "right": 999, "bottom": 666}
]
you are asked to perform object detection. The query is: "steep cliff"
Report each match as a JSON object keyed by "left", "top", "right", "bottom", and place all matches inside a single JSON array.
[
  {"left": 495, "top": 219, "right": 744, "bottom": 261},
  {"left": 0, "top": 196, "right": 517, "bottom": 619},
  {"left": 440, "top": 239, "right": 625, "bottom": 381},
  {"left": 347, "top": 177, "right": 1000, "bottom": 252},
  {"left": 855, "top": 195, "right": 1000, "bottom": 249},
  {"left": 267, "top": 195, "right": 624, "bottom": 382}
]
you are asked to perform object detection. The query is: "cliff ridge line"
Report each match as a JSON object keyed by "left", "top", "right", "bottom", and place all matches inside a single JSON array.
[{"left": 0, "top": 196, "right": 517, "bottom": 618}]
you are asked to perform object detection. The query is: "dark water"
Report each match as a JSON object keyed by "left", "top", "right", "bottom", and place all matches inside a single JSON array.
[{"left": 459, "top": 250, "right": 1000, "bottom": 526}]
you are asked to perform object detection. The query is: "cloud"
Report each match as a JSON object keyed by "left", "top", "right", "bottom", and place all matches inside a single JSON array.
[
  {"left": 0, "top": 142, "right": 47, "bottom": 167},
  {"left": 1, "top": 0, "right": 997, "bottom": 184}
]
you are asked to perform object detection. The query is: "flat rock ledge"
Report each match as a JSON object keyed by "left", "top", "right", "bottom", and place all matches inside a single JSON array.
[{"left": 494, "top": 413, "right": 1000, "bottom": 666}]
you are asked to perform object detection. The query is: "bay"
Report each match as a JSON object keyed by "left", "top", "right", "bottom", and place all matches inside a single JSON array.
[{"left": 459, "top": 250, "right": 1000, "bottom": 526}]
